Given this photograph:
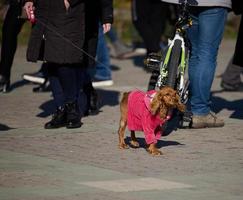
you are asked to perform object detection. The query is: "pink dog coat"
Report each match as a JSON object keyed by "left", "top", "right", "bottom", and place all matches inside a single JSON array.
[{"left": 127, "top": 90, "right": 169, "bottom": 144}]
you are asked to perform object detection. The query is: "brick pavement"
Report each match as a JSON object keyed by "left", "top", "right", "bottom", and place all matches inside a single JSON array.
[{"left": 0, "top": 39, "right": 243, "bottom": 200}]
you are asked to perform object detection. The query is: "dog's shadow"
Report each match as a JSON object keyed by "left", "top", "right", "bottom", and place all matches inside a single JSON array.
[{"left": 124, "top": 137, "right": 184, "bottom": 149}]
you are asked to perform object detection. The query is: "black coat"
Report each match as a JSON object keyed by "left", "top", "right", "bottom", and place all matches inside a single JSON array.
[{"left": 26, "top": 0, "right": 113, "bottom": 66}]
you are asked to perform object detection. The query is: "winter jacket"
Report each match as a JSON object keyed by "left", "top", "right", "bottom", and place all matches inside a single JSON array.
[
  {"left": 161, "top": 0, "right": 231, "bottom": 8},
  {"left": 24, "top": 0, "right": 113, "bottom": 66}
]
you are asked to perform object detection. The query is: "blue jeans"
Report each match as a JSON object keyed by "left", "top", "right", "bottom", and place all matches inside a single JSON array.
[
  {"left": 94, "top": 25, "right": 112, "bottom": 80},
  {"left": 187, "top": 7, "right": 227, "bottom": 115}
]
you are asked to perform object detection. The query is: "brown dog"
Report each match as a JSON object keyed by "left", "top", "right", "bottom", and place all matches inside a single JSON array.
[{"left": 118, "top": 86, "right": 185, "bottom": 156}]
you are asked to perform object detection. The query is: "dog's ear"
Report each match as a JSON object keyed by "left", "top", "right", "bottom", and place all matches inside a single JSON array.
[
  {"left": 150, "top": 94, "right": 160, "bottom": 115},
  {"left": 175, "top": 93, "right": 186, "bottom": 112},
  {"left": 150, "top": 92, "right": 167, "bottom": 119}
]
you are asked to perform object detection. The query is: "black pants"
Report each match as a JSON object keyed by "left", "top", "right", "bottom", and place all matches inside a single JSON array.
[
  {"left": 222, "top": 16, "right": 243, "bottom": 85},
  {"left": 47, "top": 64, "right": 85, "bottom": 110},
  {"left": 131, "top": 0, "right": 168, "bottom": 54},
  {"left": 233, "top": 15, "right": 243, "bottom": 67},
  {"left": 0, "top": 4, "right": 26, "bottom": 80}
]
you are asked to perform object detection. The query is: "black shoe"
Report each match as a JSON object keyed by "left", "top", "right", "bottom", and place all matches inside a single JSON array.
[
  {"left": 84, "top": 89, "right": 99, "bottom": 116},
  {"left": 0, "top": 75, "right": 10, "bottom": 93},
  {"left": 33, "top": 80, "right": 51, "bottom": 93},
  {"left": 44, "top": 106, "right": 66, "bottom": 129},
  {"left": 144, "top": 52, "right": 163, "bottom": 72},
  {"left": 65, "top": 102, "right": 82, "bottom": 129}
]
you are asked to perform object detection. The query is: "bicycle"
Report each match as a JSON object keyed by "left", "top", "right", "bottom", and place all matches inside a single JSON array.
[{"left": 145, "top": 0, "right": 198, "bottom": 127}]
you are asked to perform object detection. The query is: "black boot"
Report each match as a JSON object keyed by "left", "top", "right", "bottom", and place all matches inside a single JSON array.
[
  {"left": 33, "top": 79, "right": 51, "bottom": 93},
  {"left": 65, "top": 102, "right": 82, "bottom": 129},
  {"left": 89, "top": 90, "right": 99, "bottom": 114},
  {"left": 0, "top": 75, "right": 10, "bottom": 93},
  {"left": 44, "top": 106, "right": 66, "bottom": 129},
  {"left": 83, "top": 82, "right": 99, "bottom": 116}
]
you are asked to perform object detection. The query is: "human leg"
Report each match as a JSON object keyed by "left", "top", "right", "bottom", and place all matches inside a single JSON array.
[
  {"left": 92, "top": 25, "right": 113, "bottom": 87},
  {"left": 106, "top": 27, "right": 132, "bottom": 58},
  {"left": 44, "top": 64, "right": 66, "bottom": 129},
  {"left": 187, "top": 7, "right": 227, "bottom": 128},
  {"left": 83, "top": 73, "right": 99, "bottom": 116},
  {"left": 232, "top": 15, "right": 243, "bottom": 67},
  {"left": 132, "top": 0, "right": 165, "bottom": 54},
  {"left": 221, "top": 58, "right": 243, "bottom": 91},
  {"left": 57, "top": 65, "right": 84, "bottom": 128},
  {"left": 0, "top": 5, "right": 25, "bottom": 92},
  {"left": 188, "top": 7, "right": 227, "bottom": 115},
  {"left": 221, "top": 16, "right": 243, "bottom": 91}
]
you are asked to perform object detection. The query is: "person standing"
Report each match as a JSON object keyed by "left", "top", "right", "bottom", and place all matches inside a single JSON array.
[
  {"left": 91, "top": 24, "right": 113, "bottom": 87},
  {"left": 0, "top": 0, "right": 26, "bottom": 93},
  {"left": 131, "top": 0, "right": 168, "bottom": 56},
  {"left": 221, "top": 0, "right": 243, "bottom": 91},
  {"left": 23, "top": 0, "right": 113, "bottom": 129},
  {"left": 162, "top": 0, "right": 231, "bottom": 128}
]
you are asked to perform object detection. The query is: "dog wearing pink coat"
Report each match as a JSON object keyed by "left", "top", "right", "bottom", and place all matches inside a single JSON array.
[{"left": 118, "top": 86, "right": 185, "bottom": 156}]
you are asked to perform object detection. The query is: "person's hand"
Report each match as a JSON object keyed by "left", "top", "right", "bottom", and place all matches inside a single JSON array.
[
  {"left": 24, "top": 2, "right": 34, "bottom": 20},
  {"left": 103, "top": 23, "right": 111, "bottom": 34},
  {"left": 64, "top": 0, "right": 70, "bottom": 10}
]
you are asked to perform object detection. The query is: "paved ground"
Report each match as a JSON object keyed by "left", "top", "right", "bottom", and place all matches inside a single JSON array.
[{"left": 0, "top": 39, "right": 243, "bottom": 200}]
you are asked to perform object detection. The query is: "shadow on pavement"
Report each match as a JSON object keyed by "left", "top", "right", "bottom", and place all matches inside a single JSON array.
[
  {"left": 8, "top": 80, "right": 29, "bottom": 91},
  {"left": 36, "top": 89, "right": 120, "bottom": 118},
  {"left": 96, "top": 89, "right": 120, "bottom": 108},
  {"left": 132, "top": 55, "right": 146, "bottom": 68},
  {"left": 110, "top": 64, "right": 120, "bottom": 71},
  {"left": 0, "top": 123, "right": 15, "bottom": 131},
  {"left": 36, "top": 99, "right": 55, "bottom": 118},
  {"left": 125, "top": 137, "right": 184, "bottom": 149},
  {"left": 211, "top": 91, "right": 243, "bottom": 119}
]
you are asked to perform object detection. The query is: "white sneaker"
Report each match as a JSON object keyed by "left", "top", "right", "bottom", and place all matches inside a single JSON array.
[
  {"left": 22, "top": 71, "right": 46, "bottom": 84},
  {"left": 92, "top": 78, "right": 114, "bottom": 87}
]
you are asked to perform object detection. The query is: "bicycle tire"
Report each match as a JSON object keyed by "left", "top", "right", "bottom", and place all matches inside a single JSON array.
[
  {"left": 166, "top": 40, "right": 182, "bottom": 89},
  {"left": 147, "top": 46, "right": 169, "bottom": 91},
  {"left": 147, "top": 70, "right": 160, "bottom": 91}
]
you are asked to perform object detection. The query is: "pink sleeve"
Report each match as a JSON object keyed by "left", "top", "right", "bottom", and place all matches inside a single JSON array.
[{"left": 142, "top": 112, "right": 157, "bottom": 145}]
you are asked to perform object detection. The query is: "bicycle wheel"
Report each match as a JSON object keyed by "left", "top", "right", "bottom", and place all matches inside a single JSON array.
[
  {"left": 166, "top": 39, "right": 182, "bottom": 89},
  {"left": 147, "top": 47, "right": 169, "bottom": 91}
]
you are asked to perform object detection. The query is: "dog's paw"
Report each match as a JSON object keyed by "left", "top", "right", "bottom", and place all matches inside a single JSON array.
[
  {"left": 151, "top": 149, "right": 163, "bottom": 156},
  {"left": 119, "top": 143, "right": 129, "bottom": 149},
  {"left": 146, "top": 145, "right": 163, "bottom": 156},
  {"left": 130, "top": 140, "right": 140, "bottom": 148}
]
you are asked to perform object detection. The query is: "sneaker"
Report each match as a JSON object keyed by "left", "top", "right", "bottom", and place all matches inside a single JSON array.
[
  {"left": 22, "top": 71, "right": 46, "bottom": 84},
  {"left": 92, "top": 78, "right": 114, "bottom": 87},
  {"left": 119, "top": 48, "right": 147, "bottom": 59},
  {"left": 191, "top": 111, "right": 224, "bottom": 129},
  {"left": 221, "top": 81, "right": 243, "bottom": 92},
  {"left": 113, "top": 41, "right": 133, "bottom": 59}
]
